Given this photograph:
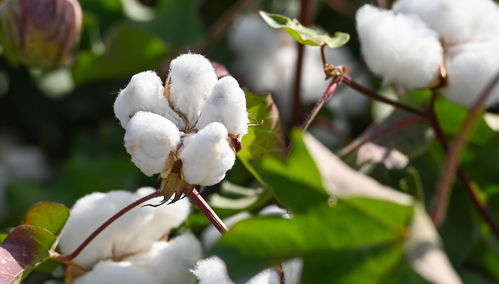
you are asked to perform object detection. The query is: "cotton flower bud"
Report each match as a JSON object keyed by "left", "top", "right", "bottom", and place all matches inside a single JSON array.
[
  {"left": 73, "top": 261, "right": 157, "bottom": 284},
  {"left": 179, "top": 122, "right": 235, "bottom": 186},
  {"left": 356, "top": 5, "right": 443, "bottom": 89},
  {"left": 442, "top": 40, "right": 499, "bottom": 107},
  {"left": 197, "top": 76, "right": 249, "bottom": 139},
  {"left": 167, "top": 53, "right": 218, "bottom": 129},
  {"left": 114, "top": 71, "right": 182, "bottom": 128},
  {"left": 1, "top": 0, "right": 82, "bottom": 70},
  {"left": 124, "top": 111, "right": 180, "bottom": 176},
  {"left": 59, "top": 187, "right": 190, "bottom": 268}
]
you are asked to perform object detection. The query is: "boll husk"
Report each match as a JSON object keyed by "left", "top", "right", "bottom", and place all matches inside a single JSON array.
[
  {"left": 179, "top": 122, "right": 236, "bottom": 186},
  {"left": 58, "top": 187, "right": 190, "bottom": 268},
  {"left": 1, "top": 0, "right": 82, "bottom": 70},
  {"left": 124, "top": 111, "right": 181, "bottom": 177}
]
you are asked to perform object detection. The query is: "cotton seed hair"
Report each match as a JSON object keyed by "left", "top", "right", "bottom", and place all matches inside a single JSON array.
[{"left": 113, "top": 53, "right": 249, "bottom": 200}]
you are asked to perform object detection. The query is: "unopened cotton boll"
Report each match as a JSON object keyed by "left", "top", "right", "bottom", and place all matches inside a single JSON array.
[
  {"left": 113, "top": 71, "right": 182, "bottom": 128},
  {"left": 356, "top": 5, "right": 443, "bottom": 89},
  {"left": 126, "top": 233, "right": 202, "bottom": 284},
  {"left": 197, "top": 76, "right": 249, "bottom": 138},
  {"left": 59, "top": 188, "right": 190, "bottom": 268},
  {"left": 168, "top": 54, "right": 218, "bottom": 129},
  {"left": 179, "top": 122, "right": 235, "bottom": 186},
  {"left": 73, "top": 260, "right": 157, "bottom": 284},
  {"left": 124, "top": 111, "right": 180, "bottom": 176},
  {"left": 443, "top": 40, "right": 499, "bottom": 108}
]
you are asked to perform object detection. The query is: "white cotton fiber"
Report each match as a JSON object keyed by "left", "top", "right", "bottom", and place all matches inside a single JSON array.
[
  {"left": 73, "top": 260, "right": 157, "bottom": 284},
  {"left": 124, "top": 111, "right": 180, "bottom": 176},
  {"left": 113, "top": 71, "right": 182, "bottom": 128},
  {"left": 126, "top": 233, "right": 202, "bottom": 284},
  {"left": 356, "top": 5, "right": 442, "bottom": 89},
  {"left": 59, "top": 188, "right": 190, "bottom": 268},
  {"left": 168, "top": 54, "right": 218, "bottom": 129},
  {"left": 179, "top": 122, "right": 235, "bottom": 186},
  {"left": 197, "top": 76, "right": 249, "bottom": 138},
  {"left": 394, "top": 0, "right": 499, "bottom": 45},
  {"left": 443, "top": 40, "right": 499, "bottom": 108}
]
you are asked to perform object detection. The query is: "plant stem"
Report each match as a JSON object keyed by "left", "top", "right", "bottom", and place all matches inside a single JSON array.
[
  {"left": 301, "top": 77, "right": 341, "bottom": 131},
  {"left": 374, "top": 0, "right": 387, "bottom": 8},
  {"left": 51, "top": 190, "right": 163, "bottom": 262},
  {"left": 341, "top": 75, "right": 426, "bottom": 117},
  {"left": 339, "top": 115, "right": 424, "bottom": 159},
  {"left": 188, "top": 188, "right": 229, "bottom": 233},
  {"left": 431, "top": 72, "right": 499, "bottom": 229},
  {"left": 291, "top": 0, "right": 316, "bottom": 127}
]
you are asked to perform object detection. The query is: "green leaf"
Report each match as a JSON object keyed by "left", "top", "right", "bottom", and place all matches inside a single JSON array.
[
  {"left": 72, "top": 23, "right": 169, "bottom": 85},
  {"left": 212, "top": 197, "right": 414, "bottom": 282},
  {"left": 238, "top": 91, "right": 285, "bottom": 183},
  {"left": 0, "top": 225, "right": 57, "bottom": 284},
  {"left": 22, "top": 202, "right": 70, "bottom": 236},
  {"left": 259, "top": 11, "right": 350, "bottom": 48},
  {"left": 253, "top": 130, "right": 329, "bottom": 212}
]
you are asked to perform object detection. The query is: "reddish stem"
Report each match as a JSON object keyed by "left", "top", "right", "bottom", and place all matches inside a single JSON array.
[
  {"left": 301, "top": 77, "right": 341, "bottom": 131},
  {"left": 431, "top": 72, "right": 499, "bottom": 230},
  {"left": 51, "top": 190, "right": 163, "bottom": 262},
  {"left": 339, "top": 115, "right": 424, "bottom": 159},
  {"left": 188, "top": 188, "right": 228, "bottom": 233}
]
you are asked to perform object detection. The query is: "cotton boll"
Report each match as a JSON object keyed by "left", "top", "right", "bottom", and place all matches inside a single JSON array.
[
  {"left": 356, "top": 5, "right": 443, "bottom": 89},
  {"left": 197, "top": 76, "right": 249, "bottom": 138},
  {"left": 443, "top": 40, "right": 499, "bottom": 108},
  {"left": 179, "top": 122, "right": 235, "bottom": 186},
  {"left": 168, "top": 54, "right": 218, "bottom": 129},
  {"left": 59, "top": 189, "right": 189, "bottom": 268},
  {"left": 124, "top": 111, "right": 180, "bottom": 176},
  {"left": 202, "top": 211, "right": 251, "bottom": 249},
  {"left": 192, "top": 256, "right": 235, "bottom": 284},
  {"left": 126, "top": 233, "right": 202, "bottom": 284},
  {"left": 113, "top": 71, "right": 182, "bottom": 128},
  {"left": 73, "top": 260, "right": 157, "bottom": 284},
  {"left": 228, "top": 13, "right": 282, "bottom": 55}
]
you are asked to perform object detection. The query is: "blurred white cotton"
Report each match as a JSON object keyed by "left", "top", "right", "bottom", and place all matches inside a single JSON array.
[
  {"left": 356, "top": 5, "right": 442, "bottom": 89},
  {"left": 73, "top": 261, "right": 157, "bottom": 284}
]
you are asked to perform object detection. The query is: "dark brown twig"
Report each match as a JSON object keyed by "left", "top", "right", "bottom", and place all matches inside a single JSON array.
[{"left": 431, "top": 72, "right": 499, "bottom": 229}]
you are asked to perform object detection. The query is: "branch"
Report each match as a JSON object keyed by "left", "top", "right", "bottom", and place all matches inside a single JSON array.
[
  {"left": 339, "top": 115, "right": 424, "bottom": 159},
  {"left": 431, "top": 72, "right": 499, "bottom": 229},
  {"left": 51, "top": 190, "right": 163, "bottom": 262},
  {"left": 188, "top": 188, "right": 229, "bottom": 233},
  {"left": 291, "top": 0, "right": 316, "bottom": 127},
  {"left": 301, "top": 77, "right": 341, "bottom": 131}
]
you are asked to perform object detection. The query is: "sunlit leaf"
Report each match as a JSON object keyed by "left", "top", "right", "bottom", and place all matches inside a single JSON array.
[
  {"left": 22, "top": 202, "right": 70, "bottom": 236},
  {"left": 260, "top": 11, "right": 349, "bottom": 48}
]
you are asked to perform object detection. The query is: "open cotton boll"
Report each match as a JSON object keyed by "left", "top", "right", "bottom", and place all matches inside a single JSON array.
[
  {"left": 228, "top": 13, "right": 282, "bottom": 55},
  {"left": 197, "top": 76, "right": 249, "bottom": 138},
  {"left": 124, "top": 111, "right": 180, "bottom": 176},
  {"left": 113, "top": 71, "right": 182, "bottom": 128},
  {"left": 59, "top": 188, "right": 189, "bottom": 268},
  {"left": 394, "top": 0, "right": 499, "bottom": 45},
  {"left": 73, "top": 260, "right": 157, "bottom": 284},
  {"left": 443, "top": 40, "right": 499, "bottom": 108},
  {"left": 126, "top": 233, "right": 202, "bottom": 284},
  {"left": 168, "top": 54, "right": 218, "bottom": 129},
  {"left": 356, "top": 5, "right": 443, "bottom": 89},
  {"left": 179, "top": 122, "right": 235, "bottom": 186}
]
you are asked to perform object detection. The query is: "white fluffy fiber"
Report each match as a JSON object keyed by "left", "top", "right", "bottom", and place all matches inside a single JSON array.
[
  {"left": 113, "top": 71, "right": 182, "bottom": 128},
  {"left": 124, "top": 111, "right": 180, "bottom": 176},
  {"left": 192, "top": 256, "right": 302, "bottom": 284},
  {"left": 73, "top": 260, "right": 157, "bottom": 284},
  {"left": 58, "top": 187, "right": 190, "bottom": 268},
  {"left": 197, "top": 76, "right": 249, "bottom": 138},
  {"left": 356, "top": 5, "right": 443, "bottom": 89},
  {"left": 443, "top": 40, "right": 499, "bottom": 108},
  {"left": 179, "top": 122, "right": 235, "bottom": 186},
  {"left": 169, "top": 53, "right": 218, "bottom": 129}
]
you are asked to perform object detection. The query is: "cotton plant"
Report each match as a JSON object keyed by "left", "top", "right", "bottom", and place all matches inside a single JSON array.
[
  {"left": 114, "top": 53, "right": 249, "bottom": 202},
  {"left": 356, "top": 0, "right": 499, "bottom": 107},
  {"left": 228, "top": 13, "right": 369, "bottom": 131},
  {"left": 58, "top": 187, "right": 202, "bottom": 283}
]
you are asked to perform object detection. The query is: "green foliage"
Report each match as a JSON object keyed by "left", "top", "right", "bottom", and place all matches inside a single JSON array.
[{"left": 260, "top": 11, "right": 350, "bottom": 48}]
